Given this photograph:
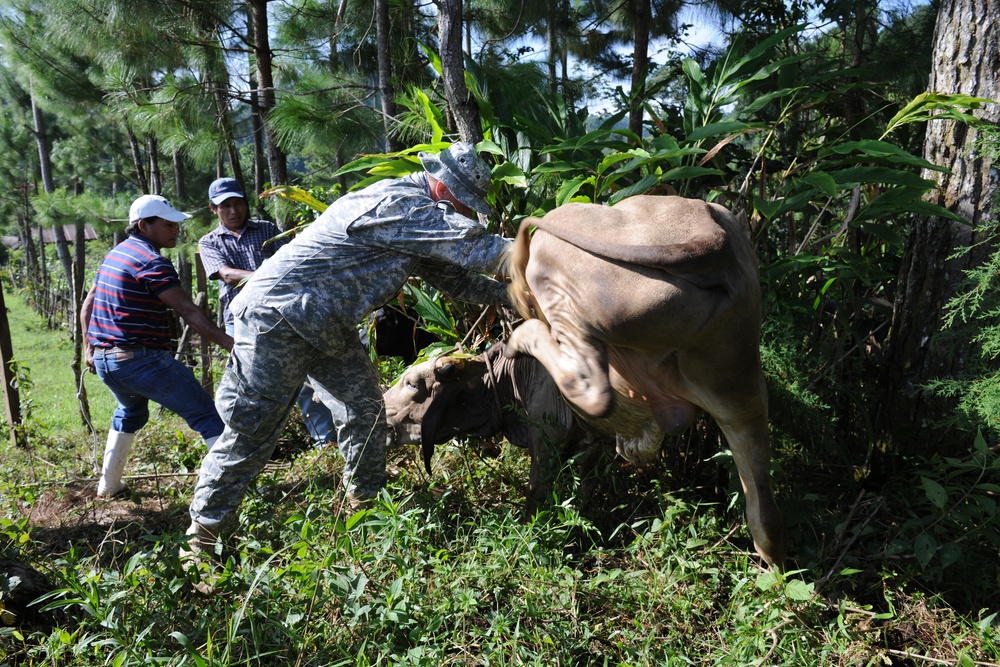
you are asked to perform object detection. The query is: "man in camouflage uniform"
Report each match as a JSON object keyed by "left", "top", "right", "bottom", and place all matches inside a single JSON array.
[{"left": 185, "top": 142, "right": 511, "bottom": 553}]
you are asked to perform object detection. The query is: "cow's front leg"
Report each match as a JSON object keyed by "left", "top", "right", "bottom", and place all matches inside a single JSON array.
[{"left": 506, "top": 319, "right": 614, "bottom": 418}]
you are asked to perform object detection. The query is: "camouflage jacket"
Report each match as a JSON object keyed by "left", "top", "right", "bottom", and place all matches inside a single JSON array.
[{"left": 231, "top": 173, "right": 512, "bottom": 349}]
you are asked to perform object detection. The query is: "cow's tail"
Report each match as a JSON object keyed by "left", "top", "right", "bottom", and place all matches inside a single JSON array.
[{"left": 508, "top": 217, "right": 542, "bottom": 322}]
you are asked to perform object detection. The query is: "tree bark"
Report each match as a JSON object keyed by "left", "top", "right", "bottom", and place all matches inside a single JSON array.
[
  {"left": 31, "top": 89, "right": 74, "bottom": 289},
  {"left": 147, "top": 135, "right": 162, "bottom": 195},
  {"left": 876, "top": 0, "right": 999, "bottom": 453},
  {"left": 173, "top": 151, "right": 187, "bottom": 205},
  {"left": 126, "top": 123, "right": 148, "bottom": 194},
  {"left": 628, "top": 0, "right": 651, "bottom": 138},
  {"left": 29, "top": 90, "right": 54, "bottom": 194},
  {"left": 438, "top": 0, "right": 483, "bottom": 144},
  {"left": 246, "top": 4, "right": 267, "bottom": 217},
  {"left": 249, "top": 0, "right": 287, "bottom": 190},
  {"left": 546, "top": 0, "right": 558, "bottom": 97},
  {"left": 376, "top": 0, "right": 401, "bottom": 151}
]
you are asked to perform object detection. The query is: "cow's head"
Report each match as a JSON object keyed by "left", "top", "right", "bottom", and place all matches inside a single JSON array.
[{"left": 384, "top": 352, "right": 500, "bottom": 473}]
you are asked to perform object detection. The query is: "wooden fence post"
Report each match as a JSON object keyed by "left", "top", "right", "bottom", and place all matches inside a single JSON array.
[
  {"left": 0, "top": 286, "right": 28, "bottom": 448},
  {"left": 195, "top": 251, "right": 213, "bottom": 394}
]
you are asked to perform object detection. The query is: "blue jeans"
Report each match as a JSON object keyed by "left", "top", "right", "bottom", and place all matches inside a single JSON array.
[{"left": 93, "top": 346, "right": 224, "bottom": 439}]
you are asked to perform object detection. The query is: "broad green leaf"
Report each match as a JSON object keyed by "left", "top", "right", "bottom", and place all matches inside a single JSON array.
[
  {"left": 660, "top": 165, "right": 723, "bottom": 181},
  {"left": 608, "top": 174, "right": 661, "bottom": 204},
  {"left": 532, "top": 160, "right": 584, "bottom": 175},
  {"left": 492, "top": 162, "right": 528, "bottom": 188},
  {"left": 755, "top": 570, "right": 780, "bottom": 591},
  {"left": 556, "top": 175, "right": 593, "bottom": 206},
  {"left": 686, "top": 121, "right": 753, "bottom": 143},
  {"left": 920, "top": 476, "right": 948, "bottom": 509},
  {"left": 828, "top": 166, "right": 934, "bottom": 188},
  {"left": 753, "top": 196, "right": 783, "bottom": 220},
  {"left": 802, "top": 173, "right": 838, "bottom": 198},
  {"left": 260, "top": 185, "right": 329, "bottom": 214},
  {"left": 938, "top": 543, "right": 962, "bottom": 569},
  {"left": 784, "top": 579, "right": 815, "bottom": 601},
  {"left": 914, "top": 533, "right": 937, "bottom": 569}
]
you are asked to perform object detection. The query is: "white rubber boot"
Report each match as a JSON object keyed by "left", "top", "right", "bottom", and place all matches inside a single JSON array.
[
  {"left": 204, "top": 435, "right": 219, "bottom": 449},
  {"left": 96, "top": 430, "right": 135, "bottom": 498}
]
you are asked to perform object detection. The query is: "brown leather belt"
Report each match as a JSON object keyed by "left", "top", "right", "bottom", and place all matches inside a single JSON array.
[{"left": 95, "top": 345, "right": 145, "bottom": 360}]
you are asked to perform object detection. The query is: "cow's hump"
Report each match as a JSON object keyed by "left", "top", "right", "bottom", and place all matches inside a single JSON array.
[{"left": 532, "top": 195, "right": 739, "bottom": 287}]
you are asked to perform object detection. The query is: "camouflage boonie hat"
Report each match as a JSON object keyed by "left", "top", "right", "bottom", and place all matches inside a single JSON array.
[{"left": 418, "top": 142, "right": 492, "bottom": 215}]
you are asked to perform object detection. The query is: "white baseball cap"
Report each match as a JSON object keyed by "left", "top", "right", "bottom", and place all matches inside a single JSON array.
[{"left": 128, "top": 194, "right": 191, "bottom": 224}]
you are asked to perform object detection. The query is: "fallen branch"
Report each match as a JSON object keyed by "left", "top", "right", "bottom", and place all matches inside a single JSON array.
[{"left": 887, "top": 649, "right": 1000, "bottom": 667}]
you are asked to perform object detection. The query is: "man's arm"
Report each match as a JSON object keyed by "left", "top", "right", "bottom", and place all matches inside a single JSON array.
[
  {"left": 198, "top": 234, "right": 258, "bottom": 285},
  {"left": 419, "top": 261, "right": 511, "bottom": 308},
  {"left": 215, "top": 266, "right": 254, "bottom": 286},
  {"left": 157, "top": 286, "right": 234, "bottom": 351},
  {"left": 80, "top": 284, "right": 97, "bottom": 373}
]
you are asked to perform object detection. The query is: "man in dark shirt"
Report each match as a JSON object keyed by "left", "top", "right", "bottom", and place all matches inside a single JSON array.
[
  {"left": 81, "top": 194, "right": 233, "bottom": 498},
  {"left": 198, "top": 178, "right": 337, "bottom": 449}
]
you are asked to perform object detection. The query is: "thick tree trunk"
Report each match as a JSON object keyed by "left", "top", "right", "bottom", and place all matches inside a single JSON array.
[
  {"left": 376, "top": 0, "right": 401, "bottom": 152},
  {"left": 438, "top": 0, "right": 482, "bottom": 144},
  {"left": 628, "top": 0, "right": 651, "bottom": 138},
  {"left": 876, "top": 0, "right": 999, "bottom": 453}
]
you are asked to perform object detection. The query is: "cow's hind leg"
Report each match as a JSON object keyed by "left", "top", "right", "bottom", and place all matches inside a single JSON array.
[
  {"left": 506, "top": 319, "right": 614, "bottom": 418},
  {"left": 717, "top": 415, "right": 786, "bottom": 570}
]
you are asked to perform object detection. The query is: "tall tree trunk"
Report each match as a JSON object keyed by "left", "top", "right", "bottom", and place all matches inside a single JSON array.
[
  {"left": 332, "top": 0, "right": 349, "bottom": 69},
  {"left": 546, "top": 0, "right": 558, "bottom": 97},
  {"left": 628, "top": 0, "right": 651, "bottom": 138},
  {"left": 173, "top": 151, "right": 187, "bottom": 205},
  {"left": 438, "top": 0, "right": 482, "bottom": 144},
  {"left": 876, "top": 0, "right": 999, "bottom": 454},
  {"left": 376, "top": 0, "right": 401, "bottom": 151},
  {"left": 30, "top": 87, "right": 73, "bottom": 288},
  {"left": 246, "top": 4, "right": 267, "bottom": 217},
  {"left": 202, "top": 24, "right": 246, "bottom": 195},
  {"left": 148, "top": 135, "right": 162, "bottom": 195},
  {"left": 249, "top": 0, "right": 287, "bottom": 188},
  {"left": 30, "top": 89, "right": 54, "bottom": 194},
  {"left": 126, "top": 123, "right": 148, "bottom": 193}
]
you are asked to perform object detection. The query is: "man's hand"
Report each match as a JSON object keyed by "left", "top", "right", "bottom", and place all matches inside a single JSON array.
[{"left": 84, "top": 344, "right": 96, "bottom": 374}]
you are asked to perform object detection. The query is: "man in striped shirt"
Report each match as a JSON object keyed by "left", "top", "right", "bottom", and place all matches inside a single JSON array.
[
  {"left": 81, "top": 194, "right": 234, "bottom": 499},
  {"left": 198, "top": 178, "right": 337, "bottom": 450}
]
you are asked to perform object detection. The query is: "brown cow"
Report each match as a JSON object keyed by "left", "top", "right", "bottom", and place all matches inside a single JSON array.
[{"left": 504, "top": 195, "right": 785, "bottom": 569}]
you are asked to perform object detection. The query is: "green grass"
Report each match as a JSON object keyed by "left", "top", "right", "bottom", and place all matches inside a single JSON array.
[
  {"left": 2, "top": 284, "right": 1000, "bottom": 666},
  {"left": 4, "top": 286, "right": 118, "bottom": 438}
]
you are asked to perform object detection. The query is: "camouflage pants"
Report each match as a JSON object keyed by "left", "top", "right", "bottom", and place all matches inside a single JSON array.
[{"left": 189, "top": 305, "right": 386, "bottom": 530}]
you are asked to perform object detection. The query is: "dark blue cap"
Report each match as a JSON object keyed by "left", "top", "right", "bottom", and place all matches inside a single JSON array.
[{"left": 208, "top": 177, "right": 246, "bottom": 205}]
